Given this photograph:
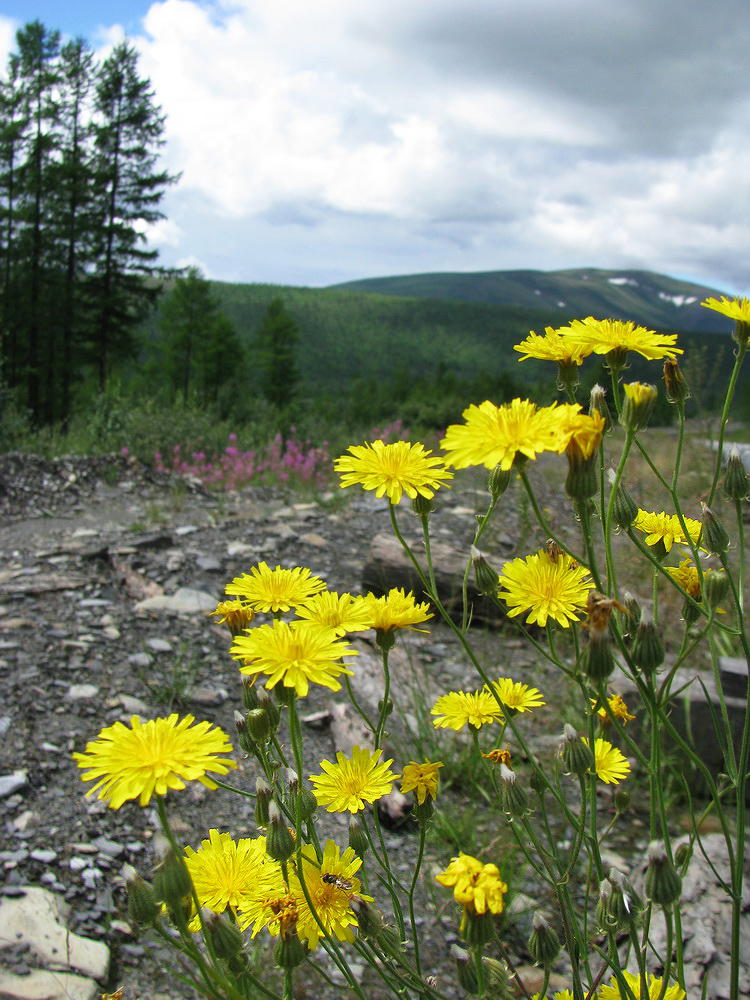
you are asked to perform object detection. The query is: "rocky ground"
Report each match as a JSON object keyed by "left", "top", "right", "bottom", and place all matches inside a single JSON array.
[{"left": 0, "top": 450, "right": 746, "bottom": 999}]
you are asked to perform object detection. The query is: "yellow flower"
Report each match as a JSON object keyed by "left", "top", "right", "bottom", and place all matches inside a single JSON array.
[
  {"left": 701, "top": 295, "right": 750, "bottom": 324},
  {"left": 209, "top": 600, "right": 256, "bottom": 636},
  {"left": 565, "top": 316, "right": 682, "bottom": 361},
  {"left": 230, "top": 619, "right": 357, "bottom": 697},
  {"left": 401, "top": 760, "right": 443, "bottom": 804},
  {"left": 481, "top": 746, "right": 512, "bottom": 766},
  {"left": 593, "top": 693, "right": 636, "bottom": 725},
  {"left": 73, "top": 715, "right": 237, "bottom": 809},
  {"left": 184, "top": 830, "right": 270, "bottom": 916},
  {"left": 334, "top": 439, "right": 453, "bottom": 505},
  {"left": 290, "top": 841, "right": 371, "bottom": 949},
  {"left": 440, "top": 398, "right": 560, "bottom": 470},
  {"left": 552, "top": 404, "right": 606, "bottom": 460},
  {"left": 436, "top": 852, "right": 508, "bottom": 915},
  {"left": 633, "top": 509, "right": 702, "bottom": 553},
  {"left": 225, "top": 562, "right": 326, "bottom": 613},
  {"left": 294, "top": 591, "right": 374, "bottom": 635},
  {"left": 488, "top": 678, "right": 545, "bottom": 713},
  {"left": 514, "top": 327, "right": 592, "bottom": 365},
  {"left": 599, "top": 971, "right": 685, "bottom": 1000},
  {"left": 583, "top": 737, "right": 631, "bottom": 784},
  {"left": 431, "top": 689, "right": 505, "bottom": 731},
  {"left": 362, "top": 588, "right": 433, "bottom": 632},
  {"left": 309, "top": 747, "right": 400, "bottom": 813},
  {"left": 666, "top": 559, "right": 701, "bottom": 599},
  {"left": 498, "top": 549, "right": 594, "bottom": 628},
  {"left": 532, "top": 992, "right": 575, "bottom": 1000}
]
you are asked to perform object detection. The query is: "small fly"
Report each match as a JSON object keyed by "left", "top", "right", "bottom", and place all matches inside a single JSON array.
[{"left": 322, "top": 873, "right": 354, "bottom": 892}]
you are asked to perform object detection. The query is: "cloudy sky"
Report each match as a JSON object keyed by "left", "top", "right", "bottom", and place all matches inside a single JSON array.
[{"left": 2, "top": 0, "right": 749, "bottom": 292}]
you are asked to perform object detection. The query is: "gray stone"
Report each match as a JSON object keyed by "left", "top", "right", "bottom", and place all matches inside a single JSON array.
[
  {"left": 196, "top": 555, "right": 222, "bottom": 571},
  {"left": 65, "top": 684, "right": 99, "bottom": 701},
  {"left": 126, "top": 652, "right": 152, "bottom": 669},
  {"left": 145, "top": 637, "right": 172, "bottom": 652},
  {"left": 135, "top": 587, "right": 218, "bottom": 613},
  {"left": 117, "top": 694, "right": 152, "bottom": 716},
  {"left": 0, "top": 771, "right": 28, "bottom": 798},
  {"left": 30, "top": 849, "right": 57, "bottom": 863},
  {"left": 0, "top": 968, "right": 101, "bottom": 1000},
  {"left": 187, "top": 686, "right": 229, "bottom": 707}
]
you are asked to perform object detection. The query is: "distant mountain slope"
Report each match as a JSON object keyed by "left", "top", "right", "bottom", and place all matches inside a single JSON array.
[{"left": 330, "top": 268, "right": 733, "bottom": 334}]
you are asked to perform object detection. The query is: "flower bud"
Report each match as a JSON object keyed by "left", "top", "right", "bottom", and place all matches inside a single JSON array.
[
  {"left": 241, "top": 678, "right": 259, "bottom": 710},
  {"left": 255, "top": 777, "right": 272, "bottom": 828},
  {"left": 589, "top": 384, "right": 613, "bottom": 433},
  {"left": 459, "top": 907, "right": 494, "bottom": 947},
  {"left": 663, "top": 359, "right": 690, "bottom": 405},
  {"left": 645, "top": 841, "right": 682, "bottom": 906},
  {"left": 703, "top": 569, "right": 729, "bottom": 612},
  {"left": 499, "top": 763, "right": 529, "bottom": 818},
  {"left": 375, "top": 629, "right": 396, "bottom": 652},
  {"left": 596, "top": 869, "right": 643, "bottom": 933},
  {"left": 483, "top": 957, "right": 512, "bottom": 997},
  {"left": 556, "top": 359, "right": 581, "bottom": 394},
  {"left": 246, "top": 708, "right": 271, "bottom": 743},
  {"left": 297, "top": 784, "right": 318, "bottom": 821},
  {"left": 471, "top": 546, "right": 500, "bottom": 596},
  {"left": 274, "top": 931, "right": 306, "bottom": 969},
  {"left": 620, "top": 382, "right": 657, "bottom": 432},
  {"left": 153, "top": 849, "right": 192, "bottom": 909},
  {"left": 700, "top": 502, "right": 730, "bottom": 555},
  {"left": 610, "top": 479, "right": 639, "bottom": 531},
  {"left": 266, "top": 801, "right": 295, "bottom": 863},
  {"left": 348, "top": 817, "right": 369, "bottom": 857},
  {"left": 622, "top": 592, "right": 641, "bottom": 640},
  {"left": 559, "top": 724, "right": 594, "bottom": 776},
  {"left": 565, "top": 450, "right": 598, "bottom": 501},
  {"left": 528, "top": 911, "right": 560, "bottom": 967},
  {"left": 412, "top": 494, "right": 435, "bottom": 518},
  {"left": 674, "top": 842, "right": 691, "bottom": 867},
  {"left": 488, "top": 465, "right": 512, "bottom": 499},
  {"left": 452, "top": 944, "right": 479, "bottom": 994},
  {"left": 723, "top": 447, "right": 749, "bottom": 502},
  {"left": 234, "top": 710, "right": 256, "bottom": 755},
  {"left": 257, "top": 689, "right": 281, "bottom": 734},
  {"left": 127, "top": 873, "right": 160, "bottom": 926},
  {"left": 614, "top": 786, "right": 630, "bottom": 813},
  {"left": 377, "top": 697, "right": 394, "bottom": 716},
  {"left": 204, "top": 909, "right": 244, "bottom": 959},
  {"left": 580, "top": 630, "right": 615, "bottom": 683},
  {"left": 630, "top": 618, "right": 665, "bottom": 674}
]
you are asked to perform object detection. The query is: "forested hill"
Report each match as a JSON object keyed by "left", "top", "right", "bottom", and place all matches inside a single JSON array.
[{"left": 329, "top": 268, "right": 733, "bottom": 335}]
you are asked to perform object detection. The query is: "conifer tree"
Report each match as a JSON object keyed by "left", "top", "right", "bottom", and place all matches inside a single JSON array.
[{"left": 254, "top": 297, "right": 300, "bottom": 411}]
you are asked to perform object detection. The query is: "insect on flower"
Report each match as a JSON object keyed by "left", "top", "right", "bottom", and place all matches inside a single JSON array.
[
  {"left": 583, "top": 590, "right": 628, "bottom": 634},
  {"left": 322, "top": 873, "right": 354, "bottom": 892},
  {"left": 545, "top": 539, "right": 567, "bottom": 563}
]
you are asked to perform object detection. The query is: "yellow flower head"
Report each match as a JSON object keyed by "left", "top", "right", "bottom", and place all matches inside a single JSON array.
[
  {"left": 701, "top": 295, "right": 750, "bottom": 325},
  {"left": 482, "top": 746, "right": 512, "bottom": 766},
  {"left": 593, "top": 693, "right": 636, "bottom": 726},
  {"left": 583, "top": 737, "right": 631, "bottom": 784},
  {"left": 514, "top": 326, "right": 592, "bottom": 365},
  {"left": 309, "top": 747, "right": 400, "bottom": 813},
  {"left": 440, "top": 398, "right": 560, "bottom": 471},
  {"left": 334, "top": 439, "right": 453, "bottom": 505},
  {"left": 184, "top": 830, "right": 270, "bottom": 916},
  {"left": 431, "top": 689, "right": 505, "bottom": 731},
  {"left": 225, "top": 562, "right": 326, "bottom": 613},
  {"left": 553, "top": 404, "right": 606, "bottom": 460},
  {"left": 436, "top": 852, "right": 508, "bottom": 915},
  {"left": 209, "top": 600, "right": 256, "bottom": 636},
  {"left": 294, "top": 591, "right": 374, "bottom": 635},
  {"left": 401, "top": 760, "right": 443, "bottom": 804},
  {"left": 488, "top": 678, "right": 545, "bottom": 713},
  {"left": 291, "top": 841, "right": 371, "bottom": 949},
  {"left": 73, "top": 714, "right": 237, "bottom": 809},
  {"left": 666, "top": 559, "right": 701, "bottom": 599},
  {"left": 498, "top": 549, "right": 594, "bottom": 628},
  {"left": 599, "top": 971, "right": 685, "bottom": 1000},
  {"left": 634, "top": 509, "right": 702, "bottom": 553},
  {"left": 231, "top": 619, "right": 357, "bottom": 697},
  {"left": 532, "top": 992, "right": 575, "bottom": 1000},
  {"left": 565, "top": 317, "right": 682, "bottom": 361},
  {"left": 362, "top": 588, "right": 433, "bottom": 632}
]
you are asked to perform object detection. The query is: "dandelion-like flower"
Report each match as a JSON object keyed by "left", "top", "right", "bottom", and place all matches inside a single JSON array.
[
  {"left": 666, "top": 559, "right": 701, "bottom": 599},
  {"left": 431, "top": 689, "right": 505, "bottom": 731},
  {"left": 294, "top": 591, "right": 374, "bottom": 635},
  {"left": 436, "top": 853, "right": 508, "bottom": 915},
  {"left": 231, "top": 619, "right": 357, "bottom": 697},
  {"left": 334, "top": 440, "right": 453, "bottom": 505},
  {"left": 184, "top": 830, "right": 270, "bottom": 916},
  {"left": 292, "top": 841, "right": 371, "bottom": 948},
  {"left": 553, "top": 405, "right": 606, "bottom": 460},
  {"left": 565, "top": 317, "right": 682, "bottom": 361},
  {"left": 497, "top": 549, "right": 594, "bottom": 628},
  {"left": 225, "top": 562, "right": 326, "bottom": 613},
  {"left": 440, "top": 398, "right": 560, "bottom": 470},
  {"left": 583, "top": 737, "right": 631, "bottom": 784},
  {"left": 401, "top": 760, "right": 443, "bottom": 804},
  {"left": 73, "top": 715, "right": 237, "bottom": 809},
  {"left": 309, "top": 747, "right": 400, "bottom": 813},
  {"left": 362, "top": 588, "right": 433, "bottom": 632},
  {"left": 209, "top": 600, "right": 256, "bottom": 635},
  {"left": 593, "top": 693, "right": 636, "bottom": 725},
  {"left": 701, "top": 295, "right": 750, "bottom": 325},
  {"left": 633, "top": 509, "right": 702, "bottom": 553},
  {"left": 514, "top": 326, "right": 592, "bottom": 365},
  {"left": 532, "top": 992, "right": 575, "bottom": 1000},
  {"left": 488, "top": 678, "right": 545, "bottom": 713},
  {"left": 599, "top": 971, "right": 685, "bottom": 1000}
]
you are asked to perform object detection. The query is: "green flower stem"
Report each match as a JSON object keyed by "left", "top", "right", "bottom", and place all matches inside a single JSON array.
[
  {"left": 407, "top": 821, "right": 427, "bottom": 976},
  {"left": 633, "top": 437, "right": 672, "bottom": 492},
  {"left": 656, "top": 907, "right": 675, "bottom": 1000},
  {"left": 643, "top": 676, "right": 668, "bottom": 844},
  {"left": 652, "top": 565, "right": 659, "bottom": 625},
  {"left": 706, "top": 623, "right": 738, "bottom": 780},
  {"left": 369, "top": 806, "right": 408, "bottom": 941},
  {"left": 518, "top": 468, "right": 588, "bottom": 567},
  {"left": 575, "top": 497, "right": 604, "bottom": 591},
  {"left": 473, "top": 944, "right": 486, "bottom": 998},
  {"left": 708, "top": 340, "right": 747, "bottom": 507},
  {"left": 735, "top": 498, "right": 745, "bottom": 614},
  {"left": 460, "top": 493, "right": 499, "bottom": 631},
  {"left": 374, "top": 644, "right": 391, "bottom": 749},
  {"left": 419, "top": 511, "right": 439, "bottom": 598},
  {"left": 270, "top": 733, "right": 290, "bottom": 769},
  {"left": 670, "top": 401, "right": 686, "bottom": 495},
  {"left": 282, "top": 968, "right": 293, "bottom": 1000},
  {"left": 343, "top": 673, "right": 377, "bottom": 733},
  {"left": 604, "top": 427, "right": 636, "bottom": 597}
]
